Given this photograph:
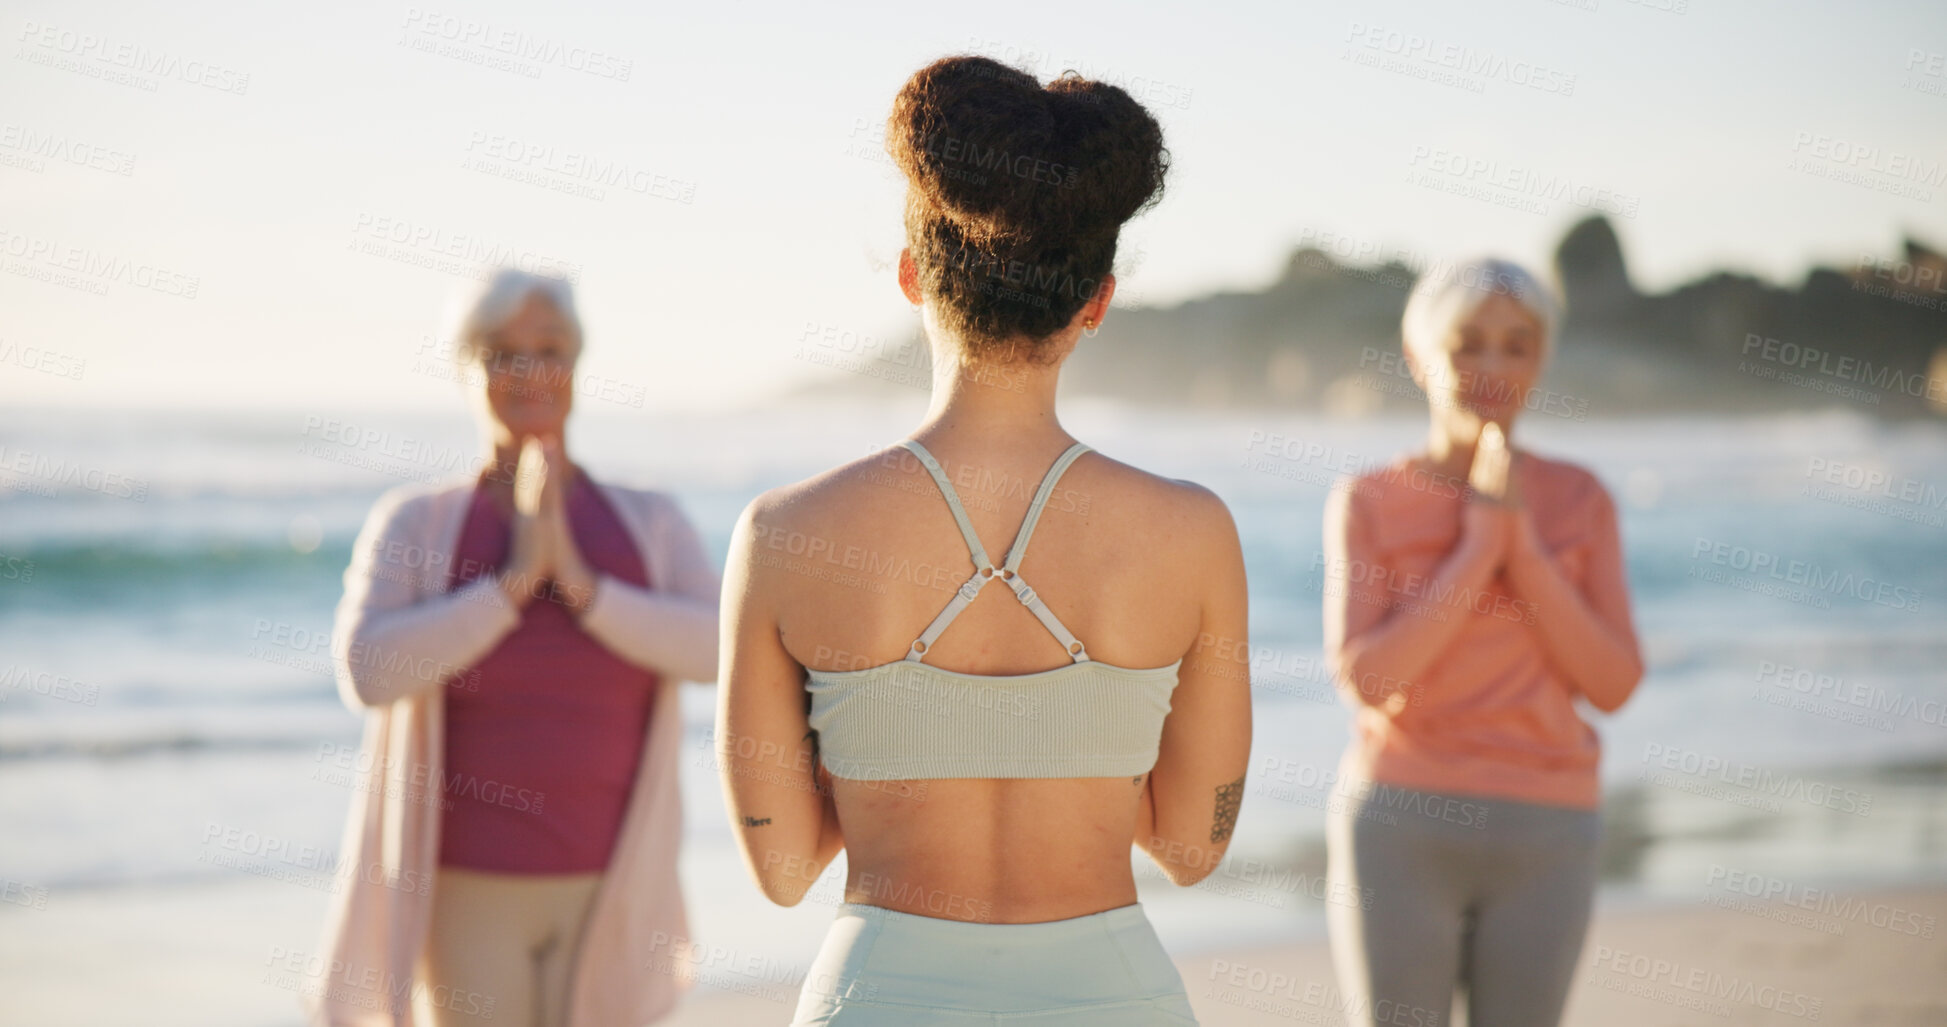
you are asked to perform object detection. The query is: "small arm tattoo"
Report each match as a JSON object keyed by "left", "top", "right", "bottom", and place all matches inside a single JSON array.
[
  {"left": 740, "top": 815, "right": 773, "bottom": 827},
  {"left": 1211, "top": 774, "right": 1244, "bottom": 844}
]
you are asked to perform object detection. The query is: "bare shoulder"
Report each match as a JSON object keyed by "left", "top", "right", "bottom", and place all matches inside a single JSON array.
[
  {"left": 729, "top": 451, "right": 889, "bottom": 547},
  {"left": 734, "top": 444, "right": 1241, "bottom": 559},
  {"left": 1078, "top": 449, "right": 1241, "bottom": 558}
]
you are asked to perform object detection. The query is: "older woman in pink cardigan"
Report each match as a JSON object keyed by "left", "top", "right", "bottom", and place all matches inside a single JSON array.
[{"left": 306, "top": 269, "right": 721, "bottom": 1027}]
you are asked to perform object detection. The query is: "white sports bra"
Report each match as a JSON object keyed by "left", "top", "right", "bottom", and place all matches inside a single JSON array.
[{"left": 804, "top": 439, "right": 1181, "bottom": 781}]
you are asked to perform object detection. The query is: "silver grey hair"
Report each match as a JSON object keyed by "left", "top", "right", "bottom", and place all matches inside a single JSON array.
[
  {"left": 1400, "top": 256, "right": 1561, "bottom": 363},
  {"left": 450, "top": 267, "right": 583, "bottom": 364}
]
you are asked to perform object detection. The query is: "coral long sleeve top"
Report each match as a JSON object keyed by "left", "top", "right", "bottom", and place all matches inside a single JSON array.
[{"left": 1323, "top": 452, "right": 1629, "bottom": 811}]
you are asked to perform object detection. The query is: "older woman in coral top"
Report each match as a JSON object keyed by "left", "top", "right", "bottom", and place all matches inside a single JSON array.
[{"left": 1321, "top": 257, "right": 1644, "bottom": 1027}]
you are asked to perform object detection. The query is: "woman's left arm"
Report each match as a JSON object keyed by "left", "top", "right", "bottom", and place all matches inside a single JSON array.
[
  {"left": 569, "top": 491, "right": 723, "bottom": 684},
  {"left": 1504, "top": 481, "right": 1645, "bottom": 713}
]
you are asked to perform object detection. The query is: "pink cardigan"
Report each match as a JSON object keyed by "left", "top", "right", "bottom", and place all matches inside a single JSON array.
[{"left": 304, "top": 470, "right": 721, "bottom": 1027}]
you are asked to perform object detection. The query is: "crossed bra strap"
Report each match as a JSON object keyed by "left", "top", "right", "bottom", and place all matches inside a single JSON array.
[{"left": 895, "top": 439, "right": 1093, "bottom": 664}]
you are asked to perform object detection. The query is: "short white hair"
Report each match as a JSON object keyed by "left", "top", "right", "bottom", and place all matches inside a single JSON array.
[
  {"left": 1400, "top": 256, "right": 1561, "bottom": 364},
  {"left": 449, "top": 267, "right": 582, "bottom": 364}
]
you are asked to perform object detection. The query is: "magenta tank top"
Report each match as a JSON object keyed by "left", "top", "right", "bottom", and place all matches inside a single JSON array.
[{"left": 437, "top": 469, "right": 660, "bottom": 872}]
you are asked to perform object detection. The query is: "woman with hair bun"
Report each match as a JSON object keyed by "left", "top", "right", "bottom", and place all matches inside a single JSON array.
[
  {"left": 1320, "top": 257, "right": 1645, "bottom": 1027},
  {"left": 715, "top": 55, "right": 1249, "bottom": 1024}
]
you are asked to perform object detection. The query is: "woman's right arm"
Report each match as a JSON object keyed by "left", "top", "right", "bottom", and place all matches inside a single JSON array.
[
  {"left": 331, "top": 488, "right": 526, "bottom": 710},
  {"left": 715, "top": 494, "right": 842, "bottom": 905},
  {"left": 1322, "top": 483, "right": 1506, "bottom": 706}
]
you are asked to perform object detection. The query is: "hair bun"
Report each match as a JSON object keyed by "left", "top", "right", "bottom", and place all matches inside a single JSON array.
[
  {"left": 884, "top": 55, "right": 1171, "bottom": 360},
  {"left": 886, "top": 56, "right": 1167, "bottom": 248}
]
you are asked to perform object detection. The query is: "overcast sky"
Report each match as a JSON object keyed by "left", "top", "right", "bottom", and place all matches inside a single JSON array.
[{"left": 5, "top": 0, "right": 1944, "bottom": 412}]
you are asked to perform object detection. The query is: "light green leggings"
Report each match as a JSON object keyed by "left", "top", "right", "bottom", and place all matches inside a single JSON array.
[{"left": 791, "top": 901, "right": 1199, "bottom": 1024}]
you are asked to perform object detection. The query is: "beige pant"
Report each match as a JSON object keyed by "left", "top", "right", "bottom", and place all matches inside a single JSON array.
[{"left": 414, "top": 866, "right": 605, "bottom": 1027}]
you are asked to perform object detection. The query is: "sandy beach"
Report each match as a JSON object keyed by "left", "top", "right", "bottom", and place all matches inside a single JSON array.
[
  {"left": 661, "top": 881, "right": 1947, "bottom": 1026},
  {"left": 0, "top": 872, "right": 1935, "bottom": 1025}
]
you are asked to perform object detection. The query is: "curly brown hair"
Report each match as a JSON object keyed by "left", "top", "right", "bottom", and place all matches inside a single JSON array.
[{"left": 886, "top": 55, "right": 1169, "bottom": 366}]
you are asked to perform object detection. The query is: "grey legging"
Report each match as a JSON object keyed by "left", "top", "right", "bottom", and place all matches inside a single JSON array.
[{"left": 1325, "top": 780, "right": 1602, "bottom": 1027}]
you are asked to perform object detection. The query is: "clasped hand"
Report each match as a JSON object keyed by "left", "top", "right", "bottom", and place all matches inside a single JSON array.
[
  {"left": 1462, "top": 421, "right": 1544, "bottom": 571},
  {"left": 498, "top": 434, "right": 599, "bottom": 614}
]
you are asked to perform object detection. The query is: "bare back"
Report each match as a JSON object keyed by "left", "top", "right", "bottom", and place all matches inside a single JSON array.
[
  {"left": 770, "top": 439, "right": 1209, "bottom": 920},
  {"left": 718, "top": 427, "right": 1251, "bottom": 924}
]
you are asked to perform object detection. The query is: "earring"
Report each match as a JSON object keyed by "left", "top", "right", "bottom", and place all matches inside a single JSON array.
[{"left": 1082, "top": 318, "right": 1098, "bottom": 337}]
